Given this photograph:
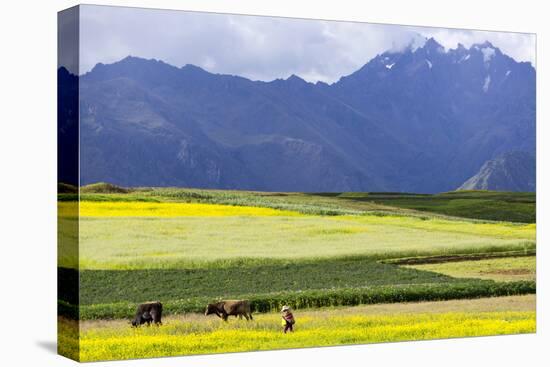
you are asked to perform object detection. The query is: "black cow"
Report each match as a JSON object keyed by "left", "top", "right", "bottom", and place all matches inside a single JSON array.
[{"left": 131, "top": 301, "right": 163, "bottom": 327}]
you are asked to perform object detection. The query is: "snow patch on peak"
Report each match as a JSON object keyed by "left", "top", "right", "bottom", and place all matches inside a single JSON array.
[
  {"left": 425, "top": 59, "right": 433, "bottom": 69},
  {"left": 481, "top": 47, "right": 495, "bottom": 63},
  {"left": 458, "top": 54, "right": 471, "bottom": 63},
  {"left": 483, "top": 75, "right": 491, "bottom": 92}
]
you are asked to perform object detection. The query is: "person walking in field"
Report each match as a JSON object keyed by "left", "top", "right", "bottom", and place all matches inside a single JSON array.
[{"left": 281, "top": 305, "right": 295, "bottom": 333}]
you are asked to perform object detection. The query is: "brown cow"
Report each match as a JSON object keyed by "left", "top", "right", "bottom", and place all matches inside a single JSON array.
[
  {"left": 131, "top": 301, "right": 163, "bottom": 327},
  {"left": 205, "top": 300, "right": 253, "bottom": 321}
]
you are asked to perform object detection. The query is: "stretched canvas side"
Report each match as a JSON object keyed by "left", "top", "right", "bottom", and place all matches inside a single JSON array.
[{"left": 57, "top": 5, "right": 81, "bottom": 362}]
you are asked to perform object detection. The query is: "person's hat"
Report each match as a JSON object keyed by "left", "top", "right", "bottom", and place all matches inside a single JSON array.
[{"left": 281, "top": 305, "right": 290, "bottom": 312}]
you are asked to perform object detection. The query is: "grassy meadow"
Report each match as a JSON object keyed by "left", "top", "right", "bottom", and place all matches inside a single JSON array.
[
  {"left": 58, "top": 184, "right": 536, "bottom": 361},
  {"left": 406, "top": 256, "right": 536, "bottom": 282}
]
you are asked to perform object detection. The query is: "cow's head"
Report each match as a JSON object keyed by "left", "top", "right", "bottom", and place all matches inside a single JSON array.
[
  {"left": 131, "top": 317, "right": 140, "bottom": 327},
  {"left": 205, "top": 303, "right": 217, "bottom": 316}
]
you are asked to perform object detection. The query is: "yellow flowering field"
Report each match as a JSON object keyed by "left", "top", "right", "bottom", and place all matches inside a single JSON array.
[
  {"left": 72, "top": 310, "right": 535, "bottom": 362},
  {"left": 62, "top": 201, "right": 304, "bottom": 217}
]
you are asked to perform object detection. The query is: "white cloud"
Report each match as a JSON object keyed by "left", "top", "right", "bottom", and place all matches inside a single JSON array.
[
  {"left": 415, "top": 26, "right": 535, "bottom": 67},
  {"left": 77, "top": 5, "right": 536, "bottom": 83}
]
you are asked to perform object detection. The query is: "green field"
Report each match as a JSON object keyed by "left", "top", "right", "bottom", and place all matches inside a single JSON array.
[
  {"left": 58, "top": 184, "right": 537, "bottom": 361},
  {"left": 332, "top": 191, "right": 536, "bottom": 223},
  {"left": 78, "top": 257, "right": 459, "bottom": 305}
]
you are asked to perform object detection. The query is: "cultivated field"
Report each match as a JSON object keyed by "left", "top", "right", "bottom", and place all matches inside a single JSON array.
[
  {"left": 57, "top": 184, "right": 537, "bottom": 361},
  {"left": 60, "top": 201, "right": 534, "bottom": 270},
  {"left": 406, "top": 256, "right": 536, "bottom": 282}
]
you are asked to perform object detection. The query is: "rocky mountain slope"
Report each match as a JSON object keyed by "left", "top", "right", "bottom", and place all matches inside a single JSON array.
[{"left": 458, "top": 151, "right": 535, "bottom": 192}]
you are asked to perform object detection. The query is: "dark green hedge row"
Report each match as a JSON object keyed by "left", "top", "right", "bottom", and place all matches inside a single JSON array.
[
  {"left": 60, "top": 281, "right": 536, "bottom": 321},
  {"left": 248, "top": 281, "right": 535, "bottom": 312}
]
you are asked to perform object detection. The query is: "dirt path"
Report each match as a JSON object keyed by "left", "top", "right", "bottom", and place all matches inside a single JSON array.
[{"left": 80, "top": 294, "right": 535, "bottom": 330}]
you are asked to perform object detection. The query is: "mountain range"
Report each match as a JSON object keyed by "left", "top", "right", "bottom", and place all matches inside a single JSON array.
[{"left": 60, "top": 38, "right": 536, "bottom": 192}]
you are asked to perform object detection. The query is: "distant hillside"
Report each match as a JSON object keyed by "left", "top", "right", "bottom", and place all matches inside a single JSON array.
[
  {"left": 457, "top": 151, "right": 535, "bottom": 192},
  {"left": 67, "top": 38, "right": 535, "bottom": 193},
  {"left": 80, "top": 182, "right": 129, "bottom": 194}
]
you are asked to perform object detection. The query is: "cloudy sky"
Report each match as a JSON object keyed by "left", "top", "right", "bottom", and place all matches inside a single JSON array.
[{"left": 71, "top": 5, "right": 536, "bottom": 83}]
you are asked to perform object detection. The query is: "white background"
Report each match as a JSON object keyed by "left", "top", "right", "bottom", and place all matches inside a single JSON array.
[{"left": 0, "top": 0, "right": 547, "bottom": 366}]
